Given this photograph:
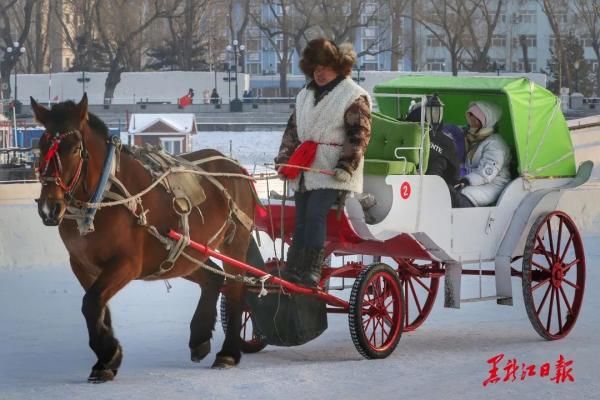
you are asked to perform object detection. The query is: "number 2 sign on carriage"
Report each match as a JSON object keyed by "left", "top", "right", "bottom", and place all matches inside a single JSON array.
[
  {"left": 400, "top": 181, "right": 411, "bottom": 199},
  {"left": 482, "top": 353, "right": 575, "bottom": 386}
]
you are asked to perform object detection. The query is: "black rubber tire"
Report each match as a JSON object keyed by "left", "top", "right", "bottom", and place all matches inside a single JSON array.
[{"left": 220, "top": 295, "right": 267, "bottom": 354}]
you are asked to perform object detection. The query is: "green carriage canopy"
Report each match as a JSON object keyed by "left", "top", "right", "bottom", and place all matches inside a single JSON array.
[{"left": 373, "top": 75, "right": 576, "bottom": 178}]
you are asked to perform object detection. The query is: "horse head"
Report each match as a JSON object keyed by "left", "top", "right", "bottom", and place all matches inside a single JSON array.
[{"left": 31, "top": 93, "right": 89, "bottom": 226}]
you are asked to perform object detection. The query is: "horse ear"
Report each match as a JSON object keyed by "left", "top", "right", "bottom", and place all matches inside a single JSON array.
[
  {"left": 30, "top": 97, "right": 50, "bottom": 125},
  {"left": 77, "top": 93, "right": 89, "bottom": 122}
]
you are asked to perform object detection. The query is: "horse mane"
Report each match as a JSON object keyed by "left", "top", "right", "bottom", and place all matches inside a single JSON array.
[{"left": 50, "top": 101, "right": 110, "bottom": 139}]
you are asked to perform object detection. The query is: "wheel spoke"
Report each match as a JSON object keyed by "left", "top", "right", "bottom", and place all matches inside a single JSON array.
[
  {"left": 563, "top": 259, "right": 580, "bottom": 274},
  {"left": 536, "top": 236, "right": 554, "bottom": 266},
  {"left": 546, "top": 220, "right": 555, "bottom": 262},
  {"left": 531, "top": 260, "right": 552, "bottom": 274},
  {"left": 556, "top": 218, "right": 564, "bottom": 261},
  {"left": 413, "top": 276, "right": 431, "bottom": 292},
  {"left": 559, "top": 233, "right": 574, "bottom": 263},
  {"left": 409, "top": 279, "right": 423, "bottom": 314},
  {"left": 563, "top": 278, "right": 581, "bottom": 290},
  {"left": 546, "top": 287, "right": 555, "bottom": 332},
  {"left": 536, "top": 284, "right": 552, "bottom": 315},
  {"left": 555, "top": 287, "right": 563, "bottom": 333},
  {"left": 531, "top": 277, "right": 551, "bottom": 292},
  {"left": 559, "top": 286, "right": 574, "bottom": 317}
]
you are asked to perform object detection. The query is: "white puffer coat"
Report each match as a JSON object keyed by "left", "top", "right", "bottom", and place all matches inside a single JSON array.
[{"left": 461, "top": 102, "right": 511, "bottom": 206}]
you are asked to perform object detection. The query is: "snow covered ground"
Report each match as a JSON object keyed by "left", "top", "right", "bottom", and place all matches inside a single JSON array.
[
  {"left": 0, "top": 233, "right": 599, "bottom": 400},
  {"left": 2, "top": 130, "right": 600, "bottom": 399}
]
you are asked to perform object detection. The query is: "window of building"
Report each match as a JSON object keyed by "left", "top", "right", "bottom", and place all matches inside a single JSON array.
[
  {"left": 247, "top": 52, "right": 260, "bottom": 62},
  {"left": 247, "top": 63, "right": 261, "bottom": 74},
  {"left": 492, "top": 35, "right": 506, "bottom": 47},
  {"left": 362, "top": 38, "right": 378, "bottom": 60},
  {"left": 580, "top": 35, "right": 594, "bottom": 48},
  {"left": 512, "top": 35, "right": 537, "bottom": 48},
  {"left": 426, "top": 35, "right": 443, "bottom": 47},
  {"left": 490, "top": 12, "right": 506, "bottom": 23},
  {"left": 246, "top": 38, "right": 261, "bottom": 52},
  {"left": 512, "top": 60, "right": 536, "bottom": 72},
  {"left": 363, "top": 63, "right": 378, "bottom": 71},
  {"left": 363, "top": 2, "right": 378, "bottom": 15},
  {"left": 426, "top": 59, "right": 446, "bottom": 71},
  {"left": 556, "top": 13, "right": 568, "bottom": 24},
  {"left": 363, "top": 27, "right": 377, "bottom": 38},
  {"left": 65, "top": 57, "right": 70, "bottom": 68},
  {"left": 160, "top": 138, "right": 183, "bottom": 155},
  {"left": 515, "top": 10, "right": 536, "bottom": 24}
]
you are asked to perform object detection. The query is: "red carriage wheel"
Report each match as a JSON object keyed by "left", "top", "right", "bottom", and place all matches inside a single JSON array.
[
  {"left": 220, "top": 296, "right": 267, "bottom": 353},
  {"left": 394, "top": 258, "right": 440, "bottom": 332},
  {"left": 522, "top": 211, "right": 586, "bottom": 340},
  {"left": 349, "top": 263, "right": 404, "bottom": 359}
]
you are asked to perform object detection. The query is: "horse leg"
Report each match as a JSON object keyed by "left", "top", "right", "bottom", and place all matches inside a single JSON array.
[
  {"left": 70, "top": 259, "right": 116, "bottom": 346},
  {"left": 82, "top": 260, "right": 136, "bottom": 383},
  {"left": 212, "top": 232, "right": 251, "bottom": 369},
  {"left": 183, "top": 259, "right": 224, "bottom": 362}
]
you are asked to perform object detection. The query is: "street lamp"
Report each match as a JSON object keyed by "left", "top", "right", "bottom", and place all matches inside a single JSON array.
[
  {"left": 6, "top": 41, "right": 26, "bottom": 113},
  {"left": 353, "top": 64, "right": 366, "bottom": 85},
  {"left": 226, "top": 40, "right": 245, "bottom": 112},
  {"left": 574, "top": 60, "right": 581, "bottom": 93},
  {"left": 425, "top": 93, "right": 444, "bottom": 133}
]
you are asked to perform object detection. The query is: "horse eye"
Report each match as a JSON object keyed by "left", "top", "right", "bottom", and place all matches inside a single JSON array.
[{"left": 72, "top": 145, "right": 81, "bottom": 154}]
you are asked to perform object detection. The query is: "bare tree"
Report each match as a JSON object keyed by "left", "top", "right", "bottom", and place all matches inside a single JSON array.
[
  {"left": 410, "top": 0, "right": 476, "bottom": 75},
  {"left": 94, "top": 0, "right": 183, "bottom": 103},
  {"left": 0, "top": 0, "right": 37, "bottom": 100},
  {"left": 538, "top": 0, "right": 571, "bottom": 91},
  {"left": 250, "top": 0, "right": 316, "bottom": 97},
  {"left": 573, "top": 0, "right": 600, "bottom": 95},
  {"left": 461, "top": 0, "right": 503, "bottom": 72},
  {"left": 389, "top": 0, "right": 411, "bottom": 71},
  {"left": 227, "top": 0, "right": 251, "bottom": 72}
]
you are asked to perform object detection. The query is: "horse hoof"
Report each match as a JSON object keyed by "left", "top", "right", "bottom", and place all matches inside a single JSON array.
[
  {"left": 190, "top": 341, "right": 211, "bottom": 362},
  {"left": 88, "top": 369, "right": 115, "bottom": 383},
  {"left": 211, "top": 355, "right": 237, "bottom": 369}
]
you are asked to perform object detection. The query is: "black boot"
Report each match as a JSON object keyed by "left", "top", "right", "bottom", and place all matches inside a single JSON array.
[
  {"left": 303, "top": 247, "right": 325, "bottom": 288},
  {"left": 281, "top": 244, "right": 303, "bottom": 283}
]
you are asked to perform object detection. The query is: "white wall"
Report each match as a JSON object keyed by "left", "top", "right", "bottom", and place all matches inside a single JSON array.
[{"left": 15, "top": 71, "right": 250, "bottom": 105}]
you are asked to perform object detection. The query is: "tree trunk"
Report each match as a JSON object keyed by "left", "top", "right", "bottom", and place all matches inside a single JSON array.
[
  {"left": 520, "top": 35, "right": 530, "bottom": 73},
  {"left": 103, "top": 57, "right": 123, "bottom": 103},
  {"left": 0, "top": 62, "right": 13, "bottom": 100},
  {"left": 279, "top": 59, "right": 289, "bottom": 98}
]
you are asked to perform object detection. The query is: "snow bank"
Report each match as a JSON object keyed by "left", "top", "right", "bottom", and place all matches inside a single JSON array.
[{"left": 0, "top": 204, "right": 68, "bottom": 269}]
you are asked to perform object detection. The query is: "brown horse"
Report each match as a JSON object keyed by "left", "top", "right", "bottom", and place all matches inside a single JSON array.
[{"left": 31, "top": 94, "right": 256, "bottom": 382}]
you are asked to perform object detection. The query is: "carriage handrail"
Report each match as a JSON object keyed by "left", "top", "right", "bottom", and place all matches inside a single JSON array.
[{"left": 374, "top": 93, "right": 428, "bottom": 175}]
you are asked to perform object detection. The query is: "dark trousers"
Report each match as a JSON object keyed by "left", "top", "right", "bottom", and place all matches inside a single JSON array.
[
  {"left": 447, "top": 184, "right": 475, "bottom": 208},
  {"left": 293, "top": 189, "right": 339, "bottom": 249}
]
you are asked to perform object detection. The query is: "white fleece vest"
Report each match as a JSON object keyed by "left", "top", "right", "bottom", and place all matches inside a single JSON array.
[{"left": 292, "top": 78, "right": 371, "bottom": 193}]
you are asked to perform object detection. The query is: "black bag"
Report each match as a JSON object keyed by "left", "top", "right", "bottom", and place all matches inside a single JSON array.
[
  {"left": 245, "top": 290, "right": 327, "bottom": 346},
  {"left": 244, "top": 237, "right": 328, "bottom": 346}
]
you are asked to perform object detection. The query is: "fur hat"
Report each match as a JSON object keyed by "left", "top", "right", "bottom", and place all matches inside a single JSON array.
[{"left": 299, "top": 38, "right": 356, "bottom": 77}]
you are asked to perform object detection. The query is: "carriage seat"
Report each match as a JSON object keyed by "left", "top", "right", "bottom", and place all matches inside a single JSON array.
[{"left": 365, "top": 112, "right": 430, "bottom": 176}]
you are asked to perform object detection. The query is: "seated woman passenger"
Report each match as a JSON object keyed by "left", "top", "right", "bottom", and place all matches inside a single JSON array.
[
  {"left": 449, "top": 101, "right": 511, "bottom": 207},
  {"left": 406, "top": 103, "right": 461, "bottom": 186}
]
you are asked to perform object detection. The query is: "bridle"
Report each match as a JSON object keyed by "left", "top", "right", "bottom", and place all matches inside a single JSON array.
[{"left": 37, "top": 130, "right": 88, "bottom": 196}]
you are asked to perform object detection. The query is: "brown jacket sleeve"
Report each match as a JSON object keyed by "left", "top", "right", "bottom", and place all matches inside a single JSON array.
[
  {"left": 337, "top": 95, "right": 372, "bottom": 173},
  {"left": 274, "top": 111, "right": 300, "bottom": 165}
]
